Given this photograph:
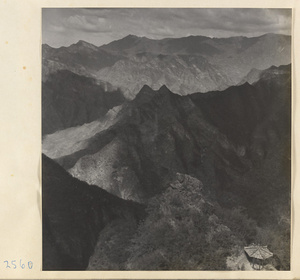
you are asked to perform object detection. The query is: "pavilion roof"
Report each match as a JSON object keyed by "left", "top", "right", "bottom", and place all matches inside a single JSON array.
[{"left": 244, "top": 244, "right": 273, "bottom": 260}]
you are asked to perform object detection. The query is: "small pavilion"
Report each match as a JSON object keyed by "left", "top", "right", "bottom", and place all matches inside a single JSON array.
[{"left": 244, "top": 244, "right": 273, "bottom": 270}]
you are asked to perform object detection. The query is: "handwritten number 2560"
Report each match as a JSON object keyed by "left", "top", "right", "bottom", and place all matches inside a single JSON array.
[{"left": 3, "top": 260, "right": 33, "bottom": 269}]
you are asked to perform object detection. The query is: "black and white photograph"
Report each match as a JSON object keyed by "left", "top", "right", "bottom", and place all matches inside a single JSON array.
[{"left": 41, "top": 8, "right": 291, "bottom": 271}]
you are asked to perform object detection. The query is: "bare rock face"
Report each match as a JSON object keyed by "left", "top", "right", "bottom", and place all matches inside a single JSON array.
[
  {"left": 95, "top": 53, "right": 234, "bottom": 99},
  {"left": 42, "top": 105, "right": 123, "bottom": 159}
]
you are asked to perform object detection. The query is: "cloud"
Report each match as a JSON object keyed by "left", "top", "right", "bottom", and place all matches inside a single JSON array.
[
  {"left": 42, "top": 8, "right": 291, "bottom": 47},
  {"left": 149, "top": 26, "right": 175, "bottom": 37},
  {"left": 49, "top": 24, "right": 66, "bottom": 33},
  {"left": 63, "top": 14, "right": 112, "bottom": 33}
]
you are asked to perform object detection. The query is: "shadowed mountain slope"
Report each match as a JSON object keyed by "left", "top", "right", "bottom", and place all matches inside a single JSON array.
[
  {"left": 42, "top": 70, "right": 125, "bottom": 135},
  {"left": 42, "top": 154, "right": 145, "bottom": 270}
]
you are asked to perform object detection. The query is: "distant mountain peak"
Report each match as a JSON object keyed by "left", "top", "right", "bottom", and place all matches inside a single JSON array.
[
  {"left": 125, "top": 34, "right": 139, "bottom": 39},
  {"left": 43, "top": 43, "right": 52, "bottom": 49},
  {"left": 76, "top": 40, "right": 96, "bottom": 46},
  {"left": 72, "top": 40, "right": 98, "bottom": 51},
  {"left": 259, "top": 33, "right": 290, "bottom": 38}
]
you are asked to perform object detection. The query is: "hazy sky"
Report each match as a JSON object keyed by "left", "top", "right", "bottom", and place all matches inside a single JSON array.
[{"left": 42, "top": 8, "right": 292, "bottom": 48}]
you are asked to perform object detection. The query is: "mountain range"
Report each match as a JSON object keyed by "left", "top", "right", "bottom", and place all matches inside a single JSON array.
[
  {"left": 42, "top": 33, "right": 291, "bottom": 270},
  {"left": 43, "top": 33, "right": 291, "bottom": 99}
]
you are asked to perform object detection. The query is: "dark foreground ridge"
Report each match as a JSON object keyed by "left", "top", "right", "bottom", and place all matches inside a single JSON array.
[{"left": 42, "top": 154, "right": 145, "bottom": 270}]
